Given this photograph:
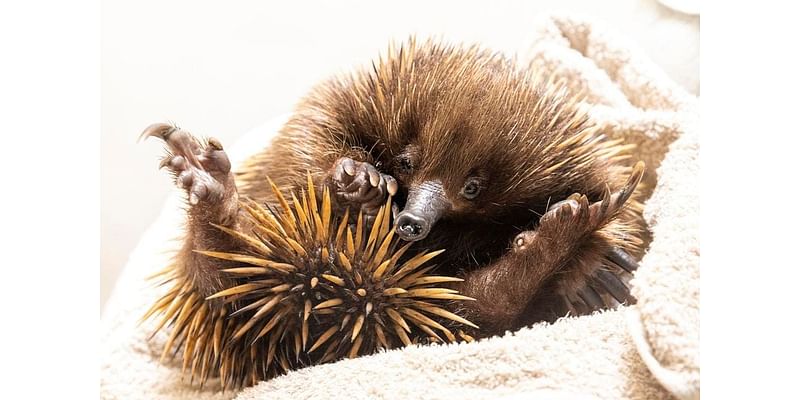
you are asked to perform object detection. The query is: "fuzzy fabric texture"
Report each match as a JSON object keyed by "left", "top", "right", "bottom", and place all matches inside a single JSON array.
[{"left": 101, "top": 13, "right": 699, "bottom": 400}]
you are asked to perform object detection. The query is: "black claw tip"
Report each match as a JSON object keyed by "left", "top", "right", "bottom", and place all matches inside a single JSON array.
[
  {"left": 566, "top": 292, "right": 590, "bottom": 316},
  {"left": 608, "top": 247, "right": 640, "bottom": 273},
  {"left": 595, "top": 269, "right": 633, "bottom": 304},
  {"left": 577, "top": 286, "right": 605, "bottom": 310}
]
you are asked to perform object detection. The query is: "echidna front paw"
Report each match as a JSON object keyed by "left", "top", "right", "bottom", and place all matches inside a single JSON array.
[
  {"left": 141, "top": 123, "right": 234, "bottom": 206},
  {"left": 329, "top": 156, "right": 398, "bottom": 216}
]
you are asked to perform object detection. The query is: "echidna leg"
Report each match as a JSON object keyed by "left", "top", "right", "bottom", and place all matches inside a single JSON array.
[
  {"left": 141, "top": 123, "right": 243, "bottom": 297},
  {"left": 326, "top": 156, "right": 399, "bottom": 218},
  {"left": 456, "top": 164, "right": 644, "bottom": 337}
]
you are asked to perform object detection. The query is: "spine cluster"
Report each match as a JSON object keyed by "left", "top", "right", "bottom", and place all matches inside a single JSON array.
[{"left": 144, "top": 174, "right": 476, "bottom": 389}]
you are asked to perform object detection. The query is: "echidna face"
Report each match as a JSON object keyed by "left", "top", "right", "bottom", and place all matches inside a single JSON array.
[{"left": 392, "top": 131, "right": 507, "bottom": 242}]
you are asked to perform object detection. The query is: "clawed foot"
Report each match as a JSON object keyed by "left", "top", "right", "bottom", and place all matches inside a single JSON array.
[
  {"left": 328, "top": 156, "right": 398, "bottom": 217},
  {"left": 515, "top": 161, "right": 644, "bottom": 250},
  {"left": 511, "top": 162, "right": 645, "bottom": 314},
  {"left": 141, "top": 123, "right": 238, "bottom": 217},
  {"left": 511, "top": 195, "right": 617, "bottom": 254}
]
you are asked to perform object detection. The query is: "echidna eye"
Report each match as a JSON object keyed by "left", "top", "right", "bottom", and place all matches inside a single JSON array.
[
  {"left": 397, "top": 157, "right": 413, "bottom": 174},
  {"left": 461, "top": 179, "right": 481, "bottom": 200}
]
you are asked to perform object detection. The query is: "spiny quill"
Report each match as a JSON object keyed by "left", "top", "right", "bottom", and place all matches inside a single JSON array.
[{"left": 143, "top": 173, "right": 477, "bottom": 390}]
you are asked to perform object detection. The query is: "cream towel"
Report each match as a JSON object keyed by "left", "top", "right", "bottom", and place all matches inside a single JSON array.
[{"left": 101, "top": 13, "right": 699, "bottom": 400}]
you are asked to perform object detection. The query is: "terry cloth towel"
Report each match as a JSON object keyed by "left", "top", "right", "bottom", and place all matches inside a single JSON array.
[{"left": 101, "top": 13, "right": 699, "bottom": 400}]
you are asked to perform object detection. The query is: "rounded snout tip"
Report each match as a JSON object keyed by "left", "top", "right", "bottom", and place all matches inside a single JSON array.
[{"left": 395, "top": 212, "right": 430, "bottom": 242}]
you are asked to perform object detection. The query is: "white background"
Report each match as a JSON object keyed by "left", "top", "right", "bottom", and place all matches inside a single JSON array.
[{"left": 101, "top": 0, "right": 699, "bottom": 309}]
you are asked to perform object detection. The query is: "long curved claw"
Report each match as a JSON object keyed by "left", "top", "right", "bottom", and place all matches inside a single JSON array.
[
  {"left": 570, "top": 295, "right": 590, "bottom": 316},
  {"left": 594, "top": 269, "right": 633, "bottom": 304},
  {"left": 614, "top": 161, "right": 645, "bottom": 209},
  {"left": 139, "top": 122, "right": 177, "bottom": 142},
  {"left": 574, "top": 300, "right": 589, "bottom": 316},
  {"left": 140, "top": 123, "right": 203, "bottom": 168},
  {"left": 577, "top": 285, "right": 604, "bottom": 310},
  {"left": 608, "top": 247, "right": 640, "bottom": 273}
]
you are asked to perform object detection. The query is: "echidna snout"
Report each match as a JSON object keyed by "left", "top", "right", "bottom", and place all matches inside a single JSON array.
[
  {"left": 395, "top": 212, "right": 428, "bottom": 241},
  {"left": 395, "top": 180, "right": 450, "bottom": 241}
]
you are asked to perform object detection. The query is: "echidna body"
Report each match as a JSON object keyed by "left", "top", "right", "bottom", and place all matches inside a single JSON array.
[
  {"left": 144, "top": 174, "right": 476, "bottom": 388},
  {"left": 143, "top": 38, "right": 647, "bottom": 389}
]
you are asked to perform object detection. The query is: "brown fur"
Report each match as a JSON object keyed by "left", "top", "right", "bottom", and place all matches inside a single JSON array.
[
  {"left": 230, "top": 39, "right": 646, "bottom": 333},
  {"left": 149, "top": 38, "right": 648, "bottom": 385}
]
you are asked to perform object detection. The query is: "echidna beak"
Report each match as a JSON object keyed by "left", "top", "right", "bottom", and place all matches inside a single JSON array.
[{"left": 395, "top": 180, "right": 449, "bottom": 242}]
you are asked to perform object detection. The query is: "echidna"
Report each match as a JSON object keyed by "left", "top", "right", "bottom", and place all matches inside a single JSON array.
[
  {"left": 141, "top": 37, "right": 647, "bottom": 390},
  {"left": 143, "top": 173, "right": 476, "bottom": 389}
]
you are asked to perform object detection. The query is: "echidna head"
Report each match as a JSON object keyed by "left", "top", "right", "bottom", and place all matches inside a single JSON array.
[
  {"left": 320, "top": 40, "right": 604, "bottom": 241},
  {"left": 392, "top": 136, "right": 505, "bottom": 242}
]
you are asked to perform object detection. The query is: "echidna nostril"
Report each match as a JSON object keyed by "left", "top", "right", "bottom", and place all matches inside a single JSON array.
[
  {"left": 395, "top": 213, "right": 429, "bottom": 241},
  {"left": 400, "top": 222, "right": 421, "bottom": 235}
]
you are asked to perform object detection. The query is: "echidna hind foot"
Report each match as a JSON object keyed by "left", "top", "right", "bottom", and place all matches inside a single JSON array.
[
  {"left": 515, "top": 162, "right": 645, "bottom": 320},
  {"left": 455, "top": 162, "right": 645, "bottom": 333}
]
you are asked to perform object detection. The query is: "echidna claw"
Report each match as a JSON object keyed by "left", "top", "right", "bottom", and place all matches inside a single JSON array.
[
  {"left": 158, "top": 156, "right": 172, "bottom": 170},
  {"left": 594, "top": 269, "right": 632, "bottom": 304},
  {"left": 139, "top": 122, "right": 178, "bottom": 142},
  {"left": 608, "top": 247, "right": 640, "bottom": 273},
  {"left": 577, "top": 286, "right": 604, "bottom": 310}
]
